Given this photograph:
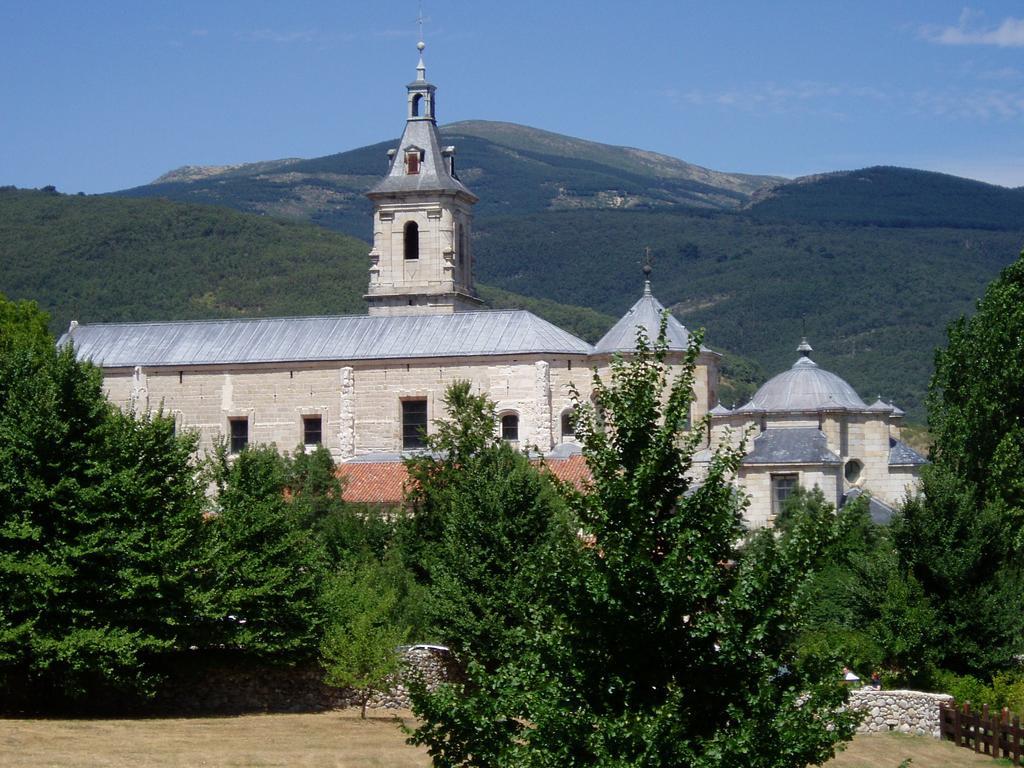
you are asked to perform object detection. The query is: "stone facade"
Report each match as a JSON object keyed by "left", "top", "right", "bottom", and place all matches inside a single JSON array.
[
  {"left": 708, "top": 344, "right": 924, "bottom": 527},
  {"left": 848, "top": 689, "right": 953, "bottom": 738},
  {"left": 99, "top": 354, "right": 717, "bottom": 461},
  {"left": 68, "top": 41, "right": 920, "bottom": 528}
]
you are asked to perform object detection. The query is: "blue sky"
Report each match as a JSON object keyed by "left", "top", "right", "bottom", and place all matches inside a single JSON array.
[{"left": 2, "top": 1, "right": 1023, "bottom": 193}]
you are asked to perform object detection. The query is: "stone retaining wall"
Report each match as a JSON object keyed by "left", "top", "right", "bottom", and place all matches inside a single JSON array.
[
  {"left": 849, "top": 689, "right": 953, "bottom": 737},
  {"left": 146, "top": 645, "right": 459, "bottom": 715}
]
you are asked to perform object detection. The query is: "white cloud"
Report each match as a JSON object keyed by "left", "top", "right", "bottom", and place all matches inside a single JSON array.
[
  {"left": 922, "top": 9, "right": 1024, "bottom": 47},
  {"left": 665, "top": 81, "right": 874, "bottom": 117},
  {"left": 666, "top": 79, "right": 1024, "bottom": 123},
  {"left": 909, "top": 87, "right": 1024, "bottom": 120}
]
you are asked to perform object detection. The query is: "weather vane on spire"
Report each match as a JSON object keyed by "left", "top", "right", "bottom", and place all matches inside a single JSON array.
[
  {"left": 415, "top": 4, "right": 427, "bottom": 80},
  {"left": 641, "top": 247, "right": 654, "bottom": 296}
]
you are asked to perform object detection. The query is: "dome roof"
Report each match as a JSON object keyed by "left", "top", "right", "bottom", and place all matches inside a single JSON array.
[
  {"left": 595, "top": 281, "right": 695, "bottom": 354},
  {"left": 741, "top": 340, "right": 866, "bottom": 412}
]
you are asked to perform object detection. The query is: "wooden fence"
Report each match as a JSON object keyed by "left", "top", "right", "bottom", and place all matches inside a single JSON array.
[{"left": 940, "top": 701, "right": 1023, "bottom": 765}]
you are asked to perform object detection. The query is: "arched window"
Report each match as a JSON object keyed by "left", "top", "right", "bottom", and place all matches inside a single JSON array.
[
  {"left": 844, "top": 459, "right": 863, "bottom": 484},
  {"left": 501, "top": 413, "right": 519, "bottom": 442},
  {"left": 560, "top": 410, "right": 575, "bottom": 439},
  {"left": 404, "top": 221, "right": 419, "bottom": 260},
  {"left": 411, "top": 93, "right": 422, "bottom": 118}
]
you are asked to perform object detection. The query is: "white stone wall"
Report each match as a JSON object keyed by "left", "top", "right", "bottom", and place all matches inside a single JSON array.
[
  {"left": 738, "top": 464, "right": 842, "bottom": 528},
  {"left": 102, "top": 355, "right": 718, "bottom": 460},
  {"left": 706, "top": 406, "right": 922, "bottom": 526},
  {"left": 366, "top": 196, "right": 477, "bottom": 315},
  {"left": 848, "top": 689, "right": 953, "bottom": 738}
]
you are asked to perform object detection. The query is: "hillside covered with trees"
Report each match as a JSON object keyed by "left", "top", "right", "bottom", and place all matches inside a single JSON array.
[
  {"left": 107, "top": 122, "right": 1024, "bottom": 420},
  {"left": 0, "top": 187, "right": 612, "bottom": 348}
]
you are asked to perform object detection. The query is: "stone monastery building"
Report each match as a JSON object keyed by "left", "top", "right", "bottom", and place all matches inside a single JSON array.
[{"left": 61, "top": 43, "right": 925, "bottom": 528}]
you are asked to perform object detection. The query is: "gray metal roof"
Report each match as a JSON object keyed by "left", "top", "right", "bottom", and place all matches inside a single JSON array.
[
  {"left": 742, "top": 428, "right": 842, "bottom": 466},
  {"left": 60, "top": 310, "right": 594, "bottom": 368},
  {"left": 595, "top": 282, "right": 703, "bottom": 354},
  {"left": 867, "top": 397, "right": 894, "bottom": 413},
  {"left": 546, "top": 442, "right": 583, "bottom": 459},
  {"left": 708, "top": 403, "right": 733, "bottom": 416},
  {"left": 843, "top": 488, "right": 895, "bottom": 525},
  {"left": 889, "top": 438, "right": 928, "bottom": 466},
  {"left": 741, "top": 355, "right": 867, "bottom": 412},
  {"left": 368, "top": 116, "right": 475, "bottom": 198}
]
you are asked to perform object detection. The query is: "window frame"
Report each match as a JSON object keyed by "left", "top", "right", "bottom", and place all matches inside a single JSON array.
[
  {"left": 500, "top": 412, "right": 520, "bottom": 443},
  {"left": 401, "top": 398, "right": 428, "bottom": 450},
  {"left": 771, "top": 472, "right": 799, "bottom": 517},
  {"left": 302, "top": 414, "right": 323, "bottom": 448},
  {"left": 228, "top": 417, "right": 249, "bottom": 455},
  {"left": 560, "top": 409, "right": 575, "bottom": 440}
]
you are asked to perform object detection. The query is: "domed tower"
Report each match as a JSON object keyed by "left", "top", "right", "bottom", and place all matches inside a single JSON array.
[
  {"left": 711, "top": 337, "right": 924, "bottom": 528},
  {"left": 365, "top": 40, "right": 482, "bottom": 316},
  {"left": 594, "top": 272, "right": 721, "bottom": 426}
]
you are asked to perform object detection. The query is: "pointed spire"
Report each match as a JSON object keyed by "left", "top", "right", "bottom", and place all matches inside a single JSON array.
[
  {"left": 642, "top": 246, "right": 653, "bottom": 297},
  {"left": 416, "top": 40, "right": 426, "bottom": 82}
]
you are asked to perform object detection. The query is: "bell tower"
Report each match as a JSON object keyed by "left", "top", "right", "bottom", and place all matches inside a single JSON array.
[{"left": 365, "top": 40, "right": 482, "bottom": 316}]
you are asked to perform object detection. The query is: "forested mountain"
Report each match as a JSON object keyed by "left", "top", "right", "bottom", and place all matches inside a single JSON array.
[
  {"left": 0, "top": 187, "right": 612, "bottom": 347},
  {"left": 116, "top": 121, "right": 783, "bottom": 241},
  {"left": 15, "top": 122, "right": 1024, "bottom": 421},
  {"left": 474, "top": 209, "right": 1023, "bottom": 419},
  {"left": 747, "top": 166, "right": 1024, "bottom": 230}
]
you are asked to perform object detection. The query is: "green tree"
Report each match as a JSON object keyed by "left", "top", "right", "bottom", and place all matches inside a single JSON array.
[
  {"left": 321, "top": 563, "right": 409, "bottom": 719},
  {"left": 894, "top": 251, "right": 1024, "bottom": 676},
  {"left": 198, "top": 443, "right": 326, "bottom": 661},
  {"left": 400, "top": 381, "right": 503, "bottom": 584},
  {"left": 406, "top": 381, "right": 574, "bottom": 766},
  {"left": 409, "top": 326, "right": 858, "bottom": 767},
  {"left": 0, "top": 296, "right": 207, "bottom": 704},
  {"left": 784, "top": 489, "right": 938, "bottom": 685}
]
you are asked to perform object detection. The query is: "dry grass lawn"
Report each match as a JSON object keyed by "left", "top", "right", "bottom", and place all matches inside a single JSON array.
[
  {"left": 0, "top": 712, "right": 1015, "bottom": 767},
  {"left": 827, "top": 732, "right": 1013, "bottom": 768},
  {"left": 0, "top": 709, "right": 429, "bottom": 768}
]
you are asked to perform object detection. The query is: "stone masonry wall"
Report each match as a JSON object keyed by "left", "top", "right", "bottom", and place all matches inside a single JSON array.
[
  {"left": 849, "top": 689, "right": 953, "bottom": 737},
  {"left": 146, "top": 645, "right": 460, "bottom": 715}
]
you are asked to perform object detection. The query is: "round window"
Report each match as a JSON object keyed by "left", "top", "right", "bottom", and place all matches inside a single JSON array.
[{"left": 844, "top": 459, "right": 863, "bottom": 484}]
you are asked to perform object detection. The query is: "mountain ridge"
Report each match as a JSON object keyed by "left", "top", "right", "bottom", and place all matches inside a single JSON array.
[{"left": 84, "top": 122, "right": 1024, "bottom": 419}]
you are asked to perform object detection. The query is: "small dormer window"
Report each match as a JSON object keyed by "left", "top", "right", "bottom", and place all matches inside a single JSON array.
[{"left": 406, "top": 150, "right": 420, "bottom": 175}]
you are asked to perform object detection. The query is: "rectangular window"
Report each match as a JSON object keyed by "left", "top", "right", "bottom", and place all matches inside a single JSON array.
[
  {"left": 771, "top": 473, "right": 798, "bottom": 516},
  {"left": 229, "top": 418, "right": 248, "bottom": 454},
  {"left": 402, "top": 399, "right": 428, "bottom": 450},
  {"left": 303, "top": 415, "right": 322, "bottom": 447},
  {"left": 406, "top": 151, "right": 420, "bottom": 175}
]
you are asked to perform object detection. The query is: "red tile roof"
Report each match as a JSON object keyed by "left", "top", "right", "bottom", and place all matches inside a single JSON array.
[
  {"left": 337, "top": 454, "right": 593, "bottom": 505},
  {"left": 541, "top": 454, "right": 592, "bottom": 490},
  {"left": 338, "top": 461, "right": 411, "bottom": 504}
]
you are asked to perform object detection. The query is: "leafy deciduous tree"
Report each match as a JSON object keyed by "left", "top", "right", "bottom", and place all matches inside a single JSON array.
[
  {"left": 0, "top": 296, "right": 206, "bottom": 704},
  {"left": 409, "top": 325, "right": 859, "bottom": 767},
  {"left": 894, "top": 251, "right": 1024, "bottom": 676}
]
